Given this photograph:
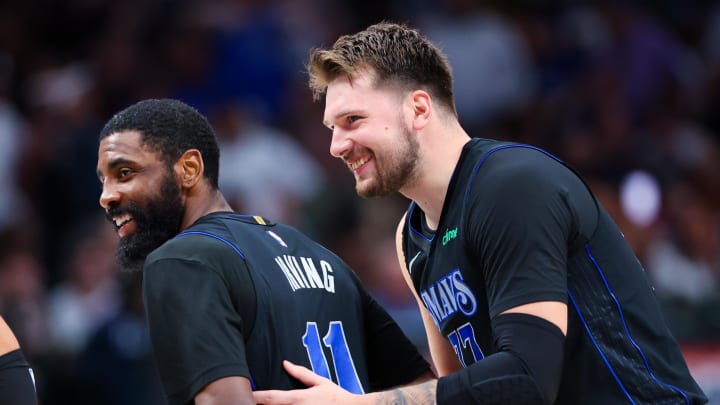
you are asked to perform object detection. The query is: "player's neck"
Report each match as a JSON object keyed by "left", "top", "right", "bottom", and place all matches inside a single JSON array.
[
  {"left": 180, "top": 188, "right": 234, "bottom": 230},
  {"left": 400, "top": 126, "right": 470, "bottom": 230}
]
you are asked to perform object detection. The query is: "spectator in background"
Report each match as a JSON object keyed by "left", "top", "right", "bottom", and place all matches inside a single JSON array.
[
  {"left": 0, "top": 245, "right": 47, "bottom": 402},
  {"left": 0, "top": 245, "right": 50, "bottom": 360},
  {"left": 0, "top": 53, "right": 27, "bottom": 232},
  {"left": 47, "top": 215, "right": 121, "bottom": 354},
  {"left": 212, "top": 102, "right": 325, "bottom": 225},
  {"left": 419, "top": 1, "right": 534, "bottom": 133},
  {"left": 644, "top": 180, "right": 720, "bottom": 341},
  {"left": 2, "top": 215, "right": 122, "bottom": 404},
  {"left": 75, "top": 274, "right": 166, "bottom": 405}
]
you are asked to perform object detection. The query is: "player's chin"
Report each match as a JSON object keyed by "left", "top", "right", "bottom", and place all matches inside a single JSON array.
[
  {"left": 355, "top": 183, "right": 375, "bottom": 198},
  {"left": 355, "top": 180, "right": 392, "bottom": 198},
  {"left": 116, "top": 243, "right": 147, "bottom": 273}
]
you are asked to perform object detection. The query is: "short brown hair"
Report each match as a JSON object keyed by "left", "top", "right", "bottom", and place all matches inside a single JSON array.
[{"left": 307, "top": 22, "right": 456, "bottom": 115}]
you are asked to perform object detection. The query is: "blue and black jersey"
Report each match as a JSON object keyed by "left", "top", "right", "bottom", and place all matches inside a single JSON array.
[
  {"left": 144, "top": 212, "right": 430, "bottom": 405},
  {"left": 402, "top": 138, "right": 706, "bottom": 404}
]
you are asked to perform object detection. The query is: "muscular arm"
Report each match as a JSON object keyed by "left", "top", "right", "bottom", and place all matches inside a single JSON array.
[
  {"left": 257, "top": 307, "right": 565, "bottom": 405},
  {"left": 195, "top": 376, "right": 255, "bottom": 405},
  {"left": 255, "top": 361, "right": 437, "bottom": 405},
  {"left": 360, "top": 218, "right": 568, "bottom": 405},
  {"left": 395, "top": 216, "right": 462, "bottom": 377},
  {"left": 368, "top": 218, "right": 568, "bottom": 404},
  {"left": 336, "top": 301, "right": 566, "bottom": 405},
  {"left": 368, "top": 369, "right": 437, "bottom": 403},
  {"left": 364, "top": 379, "right": 437, "bottom": 404},
  {"left": 394, "top": 217, "right": 567, "bottom": 404},
  {"left": 143, "top": 243, "right": 254, "bottom": 404}
]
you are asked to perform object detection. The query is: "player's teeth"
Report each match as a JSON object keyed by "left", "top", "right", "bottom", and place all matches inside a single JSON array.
[
  {"left": 114, "top": 215, "right": 131, "bottom": 227},
  {"left": 350, "top": 158, "right": 367, "bottom": 170}
]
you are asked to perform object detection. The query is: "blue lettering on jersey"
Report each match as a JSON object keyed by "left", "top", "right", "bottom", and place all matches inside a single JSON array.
[{"left": 420, "top": 268, "right": 477, "bottom": 326}]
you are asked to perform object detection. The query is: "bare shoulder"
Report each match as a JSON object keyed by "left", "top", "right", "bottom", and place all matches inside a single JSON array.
[{"left": 0, "top": 316, "right": 20, "bottom": 356}]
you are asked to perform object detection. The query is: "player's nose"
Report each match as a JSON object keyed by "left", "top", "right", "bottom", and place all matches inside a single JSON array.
[
  {"left": 330, "top": 128, "right": 352, "bottom": 158},
  {"left": 99, "top": 181, "right": 120, "bottom": 210}
]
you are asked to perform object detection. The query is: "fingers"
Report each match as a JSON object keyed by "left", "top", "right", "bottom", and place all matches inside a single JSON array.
[
  {"left": 282, "top": 360, "right": 330, "bottom": 386},
  {"left": 254, "top": 361, "right": 348, "bottom": 404},
  {"left": 253, "top": 389, "right": 293, "bottom": 405}
]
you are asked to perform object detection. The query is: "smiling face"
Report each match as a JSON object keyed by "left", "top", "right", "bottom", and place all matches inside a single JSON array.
[
  {"left": 324, "top": 70, "right": 419, "bottom": 198},
  {"left": 97, "top": 131, "right": 185, "bottom": 272}
]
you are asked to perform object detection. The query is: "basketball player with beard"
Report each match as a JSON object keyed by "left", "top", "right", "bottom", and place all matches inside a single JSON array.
[
  {"left": 253, "top": 22, "right": 707, "bottom": 405},
  {"left": 96, "top": 98, "right": 433, "bottom": 405}
]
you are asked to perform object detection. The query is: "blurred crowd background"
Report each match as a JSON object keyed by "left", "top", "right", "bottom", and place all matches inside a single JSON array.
[{"left": 0, "top": 0, "right": 719, "bottom": 403}]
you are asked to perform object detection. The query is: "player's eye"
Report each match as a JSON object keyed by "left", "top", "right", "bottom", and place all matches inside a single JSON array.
[
  {"left": 119, "top": 168, "right": 133, "bottom": 178},
  {"left": 347, "top": 115, "right": 360, "bottom": 124}
]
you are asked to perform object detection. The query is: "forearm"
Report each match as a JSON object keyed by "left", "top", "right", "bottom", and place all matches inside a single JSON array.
[
  {"left": 434, "top": 313, "right": 564, "bottom": 405},
  {"left": 366, "top": 379, "right": 437, "bottom": 405},
  {"left": 254, "top": 362, "right": 436, "bottom": 405},
  {"left": 194, "top": 376, "right": 255, "bottom": 405}
]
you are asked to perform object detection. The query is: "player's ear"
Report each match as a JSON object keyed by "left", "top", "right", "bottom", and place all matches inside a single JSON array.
[
  {"left": 409, "top": 89, "right": 431, "bottom": 130},
  {"left": 177, "top": 149, "right": 204, "bottom": 188}
]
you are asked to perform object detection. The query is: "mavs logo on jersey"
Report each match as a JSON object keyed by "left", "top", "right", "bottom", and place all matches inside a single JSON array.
[{"left": 420, "top": 268, "right": 477, "bottom": 326}]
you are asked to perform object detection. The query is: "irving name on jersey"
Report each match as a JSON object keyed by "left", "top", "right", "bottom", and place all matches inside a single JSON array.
[{"left": 275, "top": 254, "right": 336, "bottom": 293}]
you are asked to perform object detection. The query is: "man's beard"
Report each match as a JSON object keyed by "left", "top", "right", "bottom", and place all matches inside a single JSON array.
[
  {"left": 112, "top": 174, "right": 185, "bottom": 273},
  {"left": 358, "top": 124, "right": 419, "bottom": 198}
]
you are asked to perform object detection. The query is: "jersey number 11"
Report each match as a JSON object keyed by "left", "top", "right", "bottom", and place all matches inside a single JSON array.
[{"left": 302, "top": 321, "right": 364, "bottom": 394}]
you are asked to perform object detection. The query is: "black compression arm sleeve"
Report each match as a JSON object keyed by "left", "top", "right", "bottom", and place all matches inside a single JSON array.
[
  {"left": 436, "top": 313, "right": 564, "bottom": 405},
  {"left": 0, "top": 349, "right": 38, "bottom": 405}
]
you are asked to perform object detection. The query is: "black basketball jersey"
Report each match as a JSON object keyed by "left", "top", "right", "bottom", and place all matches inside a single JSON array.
[
  {"left": 144, "top": 212, "right": 429, "bottom": 405},
  {"left": 402, "top": 138, "right": 706, "bottom": 404}
]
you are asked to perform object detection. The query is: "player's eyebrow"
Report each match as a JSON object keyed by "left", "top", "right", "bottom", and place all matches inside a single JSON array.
[
  {"left": 97, "top": 157, "right": 135, "bottom": 179},
  {"left": 323, "top": 110, "right": 360, "bottom": 129}
]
